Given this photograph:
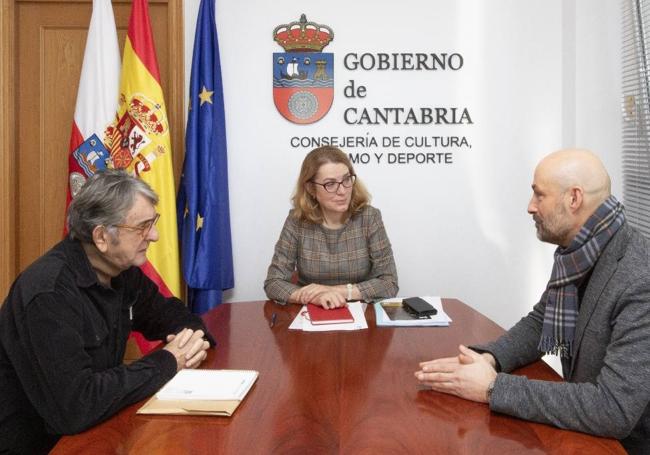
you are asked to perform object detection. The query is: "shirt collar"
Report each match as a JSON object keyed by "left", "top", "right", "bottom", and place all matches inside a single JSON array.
[{"left": 62, "top": 236, "right": 101, "bottom": 288}]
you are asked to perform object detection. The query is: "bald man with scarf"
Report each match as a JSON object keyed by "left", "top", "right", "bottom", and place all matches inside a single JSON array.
[{"left": 415, "top": 149, "right": 650, "bottom": 454}]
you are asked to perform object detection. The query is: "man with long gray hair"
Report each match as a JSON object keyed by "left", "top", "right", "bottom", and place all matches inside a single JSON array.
[{"left": 0, "top": 170, "right": 214, "bottom": 453}]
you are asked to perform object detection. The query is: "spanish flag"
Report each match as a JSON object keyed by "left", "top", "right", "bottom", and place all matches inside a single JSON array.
[{"left": 108, "top": 0, "right": 180, "bottom": 298}]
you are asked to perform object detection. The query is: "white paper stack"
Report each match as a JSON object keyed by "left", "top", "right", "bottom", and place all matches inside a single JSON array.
[{"left": 156, "top": 369, "right": 258, "bottom": 401}]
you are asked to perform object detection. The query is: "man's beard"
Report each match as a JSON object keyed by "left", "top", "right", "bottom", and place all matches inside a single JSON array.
[{"left": 533, "top": 205, "right": 573, "bottom": 246}]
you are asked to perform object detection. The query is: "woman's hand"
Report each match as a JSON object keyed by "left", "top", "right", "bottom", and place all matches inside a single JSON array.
[
  {"left": 293, "top": 283, "right": 329, "bottom": 304},
  {"left": 311, "top": 290, "right": 347, "bottom": 309},
  {"left": 292, "top": 284, "right": 347, "bottom": 308}
]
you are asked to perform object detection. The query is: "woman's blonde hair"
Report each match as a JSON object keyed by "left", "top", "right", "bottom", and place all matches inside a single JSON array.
[{"left": 291, "top": 146, "right": 370, "bottom": 223}]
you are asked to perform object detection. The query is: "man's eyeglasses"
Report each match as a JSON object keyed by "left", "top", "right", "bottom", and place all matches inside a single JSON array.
[
  {"left": 310, "top": 174, "right": 356, "bottom": 193},
  {"left": 112, "top": 213, "right": 160, "bottom": 239}
]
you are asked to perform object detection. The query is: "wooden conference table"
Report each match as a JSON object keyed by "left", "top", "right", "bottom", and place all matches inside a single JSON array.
[{"left": 53, "top": 300, "right": 624, "bottom": 454}]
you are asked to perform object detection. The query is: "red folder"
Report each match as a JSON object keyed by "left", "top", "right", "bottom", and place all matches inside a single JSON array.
[{"left": 306, "top": 303, "right": 354, "bottom": 325}]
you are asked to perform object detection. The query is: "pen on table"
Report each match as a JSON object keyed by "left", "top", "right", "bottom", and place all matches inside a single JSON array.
[{"left": 270, "top": 312, "right": 277, "bottom": 328}]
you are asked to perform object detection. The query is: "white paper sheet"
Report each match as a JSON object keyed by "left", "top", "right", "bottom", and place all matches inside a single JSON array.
[
  {"left": 289, "top": 301, "right": 368, "bottom": 331},
  {"left": 156, "top": 369, "right": 258, "bottom": 401}
]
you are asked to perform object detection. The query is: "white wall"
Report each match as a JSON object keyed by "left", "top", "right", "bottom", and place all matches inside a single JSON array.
[
  {"left": 182, "top": 0, "right": 622, "bottom": 337},
  {"left": 574, "top": 0, "right": 622, "bottom": 196}
]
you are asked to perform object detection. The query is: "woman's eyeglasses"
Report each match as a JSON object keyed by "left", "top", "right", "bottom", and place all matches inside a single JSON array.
[{"left": 310, "top": 175, "right": 356, "bottom": 193}]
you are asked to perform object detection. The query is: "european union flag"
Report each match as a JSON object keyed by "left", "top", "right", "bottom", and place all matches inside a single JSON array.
[{"left": 177, "top": 0, "right": 233, "bottom": 314}]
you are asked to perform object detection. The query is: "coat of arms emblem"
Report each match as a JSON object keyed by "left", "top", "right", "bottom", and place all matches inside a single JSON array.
[
  {"left": 273, "top": 14, "right": 334, "bottom": 124},
  {"left": 68, "top": 95, "right": 167, "bottom": 196},
  {"left": 104, "top": 94, "right": 168, "bottom": 176}
]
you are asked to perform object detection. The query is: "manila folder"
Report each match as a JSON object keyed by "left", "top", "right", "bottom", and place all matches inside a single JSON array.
[{"left": 137, "top": 369, "right": 259, "bottom": 417}]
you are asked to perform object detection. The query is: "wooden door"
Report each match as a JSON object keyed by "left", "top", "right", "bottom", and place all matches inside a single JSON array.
[{"left": 0, "top": 0, "right": 184, "bottom": 299}]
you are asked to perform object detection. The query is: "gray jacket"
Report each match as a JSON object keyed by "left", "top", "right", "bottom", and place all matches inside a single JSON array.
[{"left": 476, "top": 223, "right": 650, "bottom": 453}]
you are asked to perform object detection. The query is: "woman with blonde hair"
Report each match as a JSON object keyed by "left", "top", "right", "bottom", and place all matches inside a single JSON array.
[{"left": 264, "top": 146, "right": 398, "bottom": 308}]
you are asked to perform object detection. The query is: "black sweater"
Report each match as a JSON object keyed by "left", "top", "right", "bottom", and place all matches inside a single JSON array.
[{"left": 0, "top": 237, "right": 213, "bottom": 453}]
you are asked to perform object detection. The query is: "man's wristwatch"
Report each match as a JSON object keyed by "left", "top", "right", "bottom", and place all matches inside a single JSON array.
[
  {"left": 346, "top": 283, "right": 353, "bottom": 300},
  {"left": 486, "top": 379, "right": 496, "bottom": 403}
]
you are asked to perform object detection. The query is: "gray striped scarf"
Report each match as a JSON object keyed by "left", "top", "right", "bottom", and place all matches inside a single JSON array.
[{"left": 538, "top": 195, "right": 625, "bottom": 358}]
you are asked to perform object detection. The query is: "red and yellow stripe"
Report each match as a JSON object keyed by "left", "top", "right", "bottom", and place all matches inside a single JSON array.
[{"left": 119, "top": 0, "right": 180, "bottom": 298}]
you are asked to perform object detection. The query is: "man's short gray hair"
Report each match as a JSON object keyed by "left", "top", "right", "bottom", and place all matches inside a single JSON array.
[{"left": 67, "top": 169, "right": 158, "bottom": 243}]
